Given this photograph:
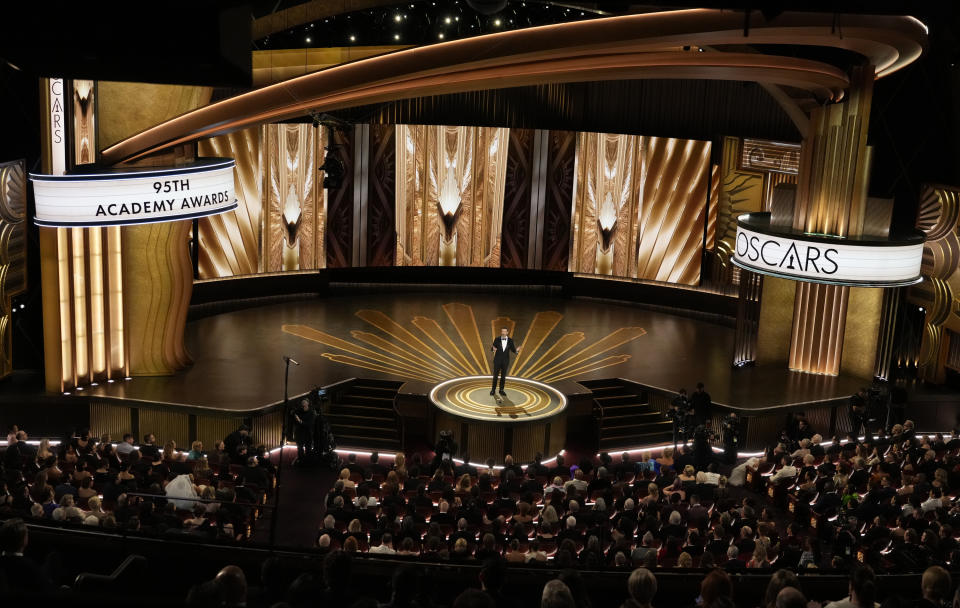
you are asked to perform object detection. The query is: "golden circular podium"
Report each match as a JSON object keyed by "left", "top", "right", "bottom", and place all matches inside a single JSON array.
[{"left": 429, "top": 376, "right": 568, "bottom": 463}]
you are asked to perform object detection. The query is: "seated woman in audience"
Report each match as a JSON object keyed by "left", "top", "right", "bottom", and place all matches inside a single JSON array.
[
  {"left": 455, "top": 473, "right": 472, "bottom": 493},
  {"left": 342, "top": 536, "right": 359, "bottom": 553},
  {"left": 184, "top": 504, "right": 208, "bottom": 529},
  {"left": 59, "top": 440, "right": 79, "bottom": 465},
  {"left": 162, "top": 440, "right": 181, "bottom": 462},
  {"left": 345, "top": 518, "right": 368, "bottom": 546},
  {"left": 72, "top": 457, "right": 94, "bottom": 485},
  {"left": 747, "top": 542, "right": 771, "bottom": 568},
  {"left": 338, "top": 468, "right": 356, "bottom": 490},
  {"left": 74, "top": 428, "right": 94, "bottom": 455},
  {"left": 665, "top": 465, "right": 696, "bottom": 501},
  {"left": 393, "top": 452, "right": 408, "bottom": 481},
  {"left": 450, "top": 537, "right": 472, "bottom": 561},
  {"left": 187, "top": 441, "right": 204, "bottom": 460},
  {"left": 504, "top": 538, "right": 526, "bottom": 563},
  {"left": 85, "top": 495, "right": 107, "bottom": 521},
  {"left": 654, "top": 447, "right": 675, "bottom": 474},
  {"left": 677, "top": 551, "right": 694, "bottom": 568},
  {"left": 77, "top": 476, "right": 98, "bottom": 500},
  {"left": 30, "top": 470, "right": 52, "bottom": 504},
  {"left": 428, "top": 468, "right": 449, "bottom": 492},
  {"left": 397, "top": 536, "right": 419, "bottom": 556},
  {"left": 637, "top": 452, "right": 655, "bottom": 476},
  {"left": 642, "top": 482, "right": 661, "bottom": 506},
  {"left": 37, "top": 438, "right": 54, "bottom": 462}
]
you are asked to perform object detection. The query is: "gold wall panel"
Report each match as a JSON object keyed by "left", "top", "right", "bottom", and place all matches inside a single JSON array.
[
  {"left": 252, "top": 46, "right": 408, "bottom": 87},
  {"left": 786, "top": 67, "right": 875, "bottom": 376},
  {"left": 635, "top": 137, "right": 711, "bottom": 284},
  {"left": 710, "top": 136, "right": 763, "bottom": 282},
  {"left": 72, "top": 80, "right": 96, "bottom": 165},
  {"left": 251, "top": 410, "right": 284, "bottom": 449},
  {"left": 704, "top": 164, "right": 720, "bottom": 251},
  {"left": 89, "top": 400, "right": 132, "bottom": 441},
  {"left": 511, "top": 424, "right": 544, "bottom": 463},
  {"left": 139, "top": 408, "right": 189, "bottom": 448},
  {"left": 0, "top": 160, "right": 26, "bottom": 380},
  {"left": 263, "top": 124, "right": 326, "bottom": 272},
  {"left": 122, "top": 221, "right": 192, "bottom": 376},
  {"left": 569, "top": 133, "right": 710, "bottom": 285},
  {"left": 197, "top": 127, "right": 264, "bottom": 278},
  {"left": 197, "top": 415, "right": 244, "bottom": 453},
  {"left": 909, "top": 183, "right": 960, "bottom": 382},
  {"left": 840, "top": 287, "right": 883, "bottom": 378},
  {"left": 756, "top": 276, "right": 796, "bottom": 365},
  {"left": 789, "top": 283, "right": 849, "bottom": 375},
  {"left": 395, "top": 125, "right": 509, "bottom": 267},
  {"left": 97, "top": 82, "right": 212, "bottom": 149}
]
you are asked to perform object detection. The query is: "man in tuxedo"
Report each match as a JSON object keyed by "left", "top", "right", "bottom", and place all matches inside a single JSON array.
[{"left": 489, "top": 327, "right": 520, "bottom": 396}]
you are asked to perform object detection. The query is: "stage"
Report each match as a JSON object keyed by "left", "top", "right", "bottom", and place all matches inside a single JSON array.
[{"left": 85, "top": 291, "right": 866, "bottom": 413}]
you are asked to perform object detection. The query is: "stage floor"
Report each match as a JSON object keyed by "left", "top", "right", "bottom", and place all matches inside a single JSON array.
[{"left": 86, "top": 292, "right": 865, "bottom": 412}]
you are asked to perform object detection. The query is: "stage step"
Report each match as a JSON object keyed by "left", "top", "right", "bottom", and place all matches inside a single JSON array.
[
  {"left": 602, "top": 411, "right": 665, "bottom": 426},
  {"left": 589, "top": 378, "right": 669, "bottom": 453},
  {"left": 326, "top": 378, "right": 403, "bottom": 453},
  {"left": 338, "top": 394, "right": 397, "bottom": 408}
]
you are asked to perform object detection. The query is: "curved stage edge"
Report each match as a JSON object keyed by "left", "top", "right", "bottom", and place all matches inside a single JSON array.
[{"left": 70, "top": 271, "right": 874, "bottom": 453}]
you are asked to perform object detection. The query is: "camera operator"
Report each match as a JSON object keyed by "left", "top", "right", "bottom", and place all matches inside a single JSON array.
[
  {"left": 668, "top": 388, "right": 692, "bottom": 447},
  {"left": 432, "top": 430, "right": 458, "bottom": 472},
  {"left": 692, "top": 423, "right": 714, "bottom": 471},
  {"left": 849, "top": 388, "right": 868, "bottom": 437},
  {"left": 721, "top": 412, "right": 741, "bottom": 465},
  {"left": 292, "top": 398, "right": 317, "bottom": 466}
]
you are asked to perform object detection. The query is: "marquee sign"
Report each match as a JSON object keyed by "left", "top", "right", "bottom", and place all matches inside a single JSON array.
[
  {"left": 30, "top": 158, "right": 237, "bottom": 227},
  {"left": 732, "top": 213, "right": 924, "bottom": 287}
]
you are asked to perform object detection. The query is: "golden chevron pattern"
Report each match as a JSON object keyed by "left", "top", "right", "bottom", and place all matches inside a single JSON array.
[{"left": 282, "top": 303, "right": 645, "bottom": 383}]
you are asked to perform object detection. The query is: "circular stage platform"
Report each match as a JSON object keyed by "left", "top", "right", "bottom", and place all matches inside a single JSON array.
[
  {"left": 430, "top": 376, "right": 568, "bottom": 463},
  {"left": 429, "top": 376, "right": 567, "bottom": 421}
]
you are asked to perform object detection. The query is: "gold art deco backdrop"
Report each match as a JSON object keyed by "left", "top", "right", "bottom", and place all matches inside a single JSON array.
[
  {"left": 395, "top": 124, "right": 509, "bottom": 267},
  {"left": 196, "top": 124, "right": 327, "bottom": 278},
  {"left": 568, "top": 134, "right": 712, "bottom": 285}
]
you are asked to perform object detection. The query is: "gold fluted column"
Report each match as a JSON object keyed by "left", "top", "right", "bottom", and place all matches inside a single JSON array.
[
  {"left": 122, "top": 218, "right": 194, "bottom": 375},
  {"left": 786, "top": 66, "right": 877, "bottom": 376}
]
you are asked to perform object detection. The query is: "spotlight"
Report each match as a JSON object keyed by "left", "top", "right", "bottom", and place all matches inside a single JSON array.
[
  {"left": 90, "top": 382, "right": 99, "bottom": 387},
  {"left": 438, "top": 32, "right": 444, "bottom": 39},
  {"left": 125, "top": 376, "right": 132, "bottom": 381},
  {"left": 494, "top": 18, "right": 501, "bottom": 26},
  {"left": 394, "top": 33, "right": 401, "bottom": 40},
  {"left": 445, "top": 16, "right": 452, "bottom": 24},
  {"left": 19, "top": 304, "right": 24, "bottom": 309},
  {"left": 305, "top": 37, "right": 311, "bottom": 43},
  {"left": 63, "top": 392, "right": 70, "bottom": 395},
  {"left": 107, "top": 379, "right": 115, "bottom": 383},
  {"left": 349, "top": 35, "right": 356, "bottom": 41},
  {"left": 394, "top": 14, "right": 402, "bottom": 22},
  {"left": 76, "top": 386, "right": 83, "bottom": 391}
]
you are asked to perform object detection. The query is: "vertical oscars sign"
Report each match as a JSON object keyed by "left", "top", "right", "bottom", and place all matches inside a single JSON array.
[{"left": 49, "top": 78, "right": 66, "bottom": 175}]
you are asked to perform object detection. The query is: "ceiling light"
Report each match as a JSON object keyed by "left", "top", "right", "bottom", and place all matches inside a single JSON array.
[
  {"left": 438, "top": 33, "right": 444, "bottom": 39},
  {"left": 394, "top": 33, "right": 401, "bottom": 40},
  {"left": 445, "top": 16, "right": 452, "bottom": 24},
  {"left": 305, "top": 37, "right": 311, "bottom": 43},
  {"left": 394, "top": 14, "right": 402, "bottom": 22},
  {"left": 349, "top": 35, "right": 356, "bottom": 41},
  {"left": 494, "top": 18, "right": 501, "bottom": 26}
]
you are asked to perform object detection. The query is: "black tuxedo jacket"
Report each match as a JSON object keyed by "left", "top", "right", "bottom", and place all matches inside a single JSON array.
[{"left": 491, "top": 337, "right": 518, "bottom": 363}]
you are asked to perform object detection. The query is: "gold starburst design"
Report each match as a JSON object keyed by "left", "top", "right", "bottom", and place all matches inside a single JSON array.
[{"left": 282, "top": 303, "right": 645, "bottom": 383}]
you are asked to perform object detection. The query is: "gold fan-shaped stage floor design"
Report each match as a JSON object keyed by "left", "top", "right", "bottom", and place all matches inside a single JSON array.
[
  {"left": 281, "top": 302, "right": 646, "bottom": 384},
  {"left": 430, "top": 376, "right": 567, "bottom": 422}
]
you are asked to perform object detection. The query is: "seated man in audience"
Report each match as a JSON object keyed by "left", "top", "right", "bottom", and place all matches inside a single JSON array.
[
  {"left": 369, "top": 532, "right": 396, "bottom": 554},
  {"left": 455, "top": 454, "right": 479, "bottom": 478},
  {"left": 0, "top": 518, "right": 50, "bottom": 592},
  {"left": 563, "top": 469, "right": 588, "bottom": 494},
  {"left": 116, "top": 433, "right": 136, "bottom": 456},
  {"left": 769, "top": 455, "right": 798, "bottom": 485},
  {"left": 558, "top": 516, "right": 583, "bottom": 546},
  {"left": 139, "top": 433, "right": 161, "bottom": 461},
  {"left": 431, "top": 500, "right": 455, "bottom": 526},
  {"left": 239, "top": 456, "right": 270, "bottom": 490}
]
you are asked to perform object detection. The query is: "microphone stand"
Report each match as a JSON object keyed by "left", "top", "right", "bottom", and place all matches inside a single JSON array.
[{"left": 269, "top": 356, "right": 295, "bottom": 547}]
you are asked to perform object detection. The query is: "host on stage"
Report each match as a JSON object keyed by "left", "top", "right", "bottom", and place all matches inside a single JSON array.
[{"left": 490, "top": 327, "right": 521, "bottom": 395}]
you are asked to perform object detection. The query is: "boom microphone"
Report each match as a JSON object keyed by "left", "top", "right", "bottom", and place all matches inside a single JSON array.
[{"left": 284, "top": 356, "right": 300, "bottom": 366}]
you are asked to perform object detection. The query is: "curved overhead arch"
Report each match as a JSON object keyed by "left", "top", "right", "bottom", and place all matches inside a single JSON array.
[{"left": 102, "top": 9, "right": 926, "bottom": 165}]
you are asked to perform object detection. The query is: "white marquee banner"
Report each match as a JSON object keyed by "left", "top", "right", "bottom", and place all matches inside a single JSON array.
[
  {"left": 733, "top": 216, "right": 923, "bottom": 287},
  {"left": 30, "top": 158, "right": 237, "bottom": 227}
]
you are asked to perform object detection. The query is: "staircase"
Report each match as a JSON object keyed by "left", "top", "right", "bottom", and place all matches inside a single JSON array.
[
  {"left": 326, "top": 379, "right": 404, "bottom": 451},
  {"left": 580, "top": 378, "right": 673, "bottom": 452}
]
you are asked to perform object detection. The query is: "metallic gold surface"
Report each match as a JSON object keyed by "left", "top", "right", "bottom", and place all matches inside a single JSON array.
[
  {"left": 430, "top": 376, "right": 566, "bottom": 422},
  {"left": 756, "top": 276, "right": 796, "bottom": 366},
  {"left": 909, "top": 184, "right": 960, "bottom": 382},
  {"left": 281, "top": 302, "right": 644, "bottom": 382},
  {"left": 197, "top": 127, "right": 264, "bottom": 278},
  {"left": 841, "top": 287, "right": 883, "bottom": 378},
  {"left": 252, "top": 46, "right": 409, "bottom": 86},
  {"left": 122, "top": 221, "right": 193, "bottom": 376},
  {"left": 72, "top": 80, "right": 96, "bottom": 165},
  {"left": 395, "top": 125, "right": 508, "bottom": 267},
  {"left": 713, "top": 137, "right": 763, "bottom": 282},
  {"left": 570, "top": 134, "right": 709, "bottom": 285},
  {"left": 97, "top": 81, "right": 212, "bottom": 149},
  {"left": 0, "top": 160, "right": 26, "bottom": 379}
]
